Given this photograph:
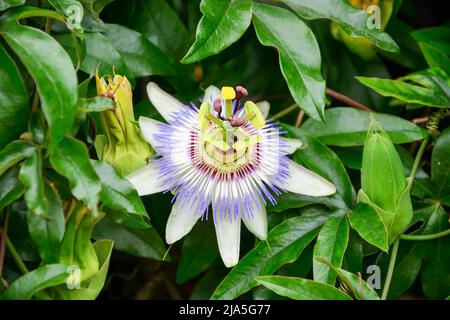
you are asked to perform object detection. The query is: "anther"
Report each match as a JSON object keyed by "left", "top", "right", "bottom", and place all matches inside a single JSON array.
[
  {"left": 230, "top": 117, "right": 245, "bottom": 127},
  {"left": 235, "top": 86, "right": 248, "bottom": 100},
  {"left": 213, "top": 98, "right": 222, "bottom": 113}
]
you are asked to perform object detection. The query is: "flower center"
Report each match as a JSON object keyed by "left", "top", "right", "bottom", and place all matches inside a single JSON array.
[
  {"left": 191, "top": 86, "right": 266, "bottom": 173},
  {"left": 199, "top": 123, "right": 261, "bottom": 172}
]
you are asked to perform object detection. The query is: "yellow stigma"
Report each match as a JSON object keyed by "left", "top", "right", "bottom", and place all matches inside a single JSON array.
[
  {"left": 221, "top": 87, "right": 235, "bottom": 118},
  {"left": 221, "top": 86, "right": 236, "bottom": 100}
]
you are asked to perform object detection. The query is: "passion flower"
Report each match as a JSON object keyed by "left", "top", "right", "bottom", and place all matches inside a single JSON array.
[{"left": 127, "top": 83, "right": 336, "bottom": 267}]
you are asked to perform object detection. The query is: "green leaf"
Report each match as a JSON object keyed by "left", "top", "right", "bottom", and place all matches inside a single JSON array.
[
  {"left": 90, "top": 160, "right": 149, "bottom": 228},
  {"left": 420, "top": 204, "right": 450, "bottom": 299},
  {"left": 56, "top": 32, "right": 131, "bottom": 79},
  {"left": 0, "top": 264, "right": 69, "bottom": 300},
  {"left": 315, "top": 257, "right": 380, "bottom": 300},
  {"left": 59, "top": 203, "right": 99, "bottom": 282},
  {"left": 253, "top": 2, "right": 326, "bottom": 122},
  {"left": 256, "top": 276, "right": 352, "bottom": 300},
  {"left": 54, "top": 239, "right": 113, "bottom": 300},
  {"left": 176, "top": 220, "right": 219, "bottom": 284},
  {"left": 343, "top": 230, "right": 363, "bottom": 274},
  {"left": 431, "top": 127, "right": 450, "bottom": 199},
  {"left": 47, "top": 0, "right": 84, "bottom": 32},
  {"left": 18, "top": 149, "right": 47, "bottom": 216},
  {"left": 0, "top": 7, "right": 78, "bottom": 148},
  {"left": 93, "top": 216, "right": 168, "bottom": 261},
  {"left": 0, "top": 167, "right": 23, "bottom": 212},
  {"left": 182, "top": 0, "right": 252, "bottom": 63},
  {"left": 302, "top": 107, "right": 427, "bottom": 146},
  {"left": 412, "top": 26, "right": 450, "bottom": 75},
  {"left": 269, "top": 191, "right": 347, "bottom": 213},
  {"left": 103, "top": 24, "right": 178, "bottom": 77},
  {"left": 78, "top": 97, "right": 114, "bottom": 113},
  {"left": 283, "top": 125, "right": 355, "bottom": 207},
  {"left": 357, "top": 189, "right": 413, "bottom": 244},
  {"left": 49, "top": 137, "right": 101, "bottom": 217},
  {"left": 357, "top": 68, "right": 450, "bottom": 108},
  {"left": 91, "top": 0, "right": 115, "bottom": 15},
  {"left": 0, "top": 43, "right": 29, "bottom": 149},
  {"left": 348, "top": 203, "right": 388, "bottom": 252},
  {"left": 0, "top": 0, "right": 24, "bottom": 11},
  {"left": 284, "top": 0, "right": 399, "bottom": 52},
  {"left": 0, "top": 140, "right": 36, "bottom": 176},
  {"left": 133, "top": 0, "right": 191, "bottom": 60},
  {"left": 27, "top": 180, "right": 65, "bottom": 264},
  {"left": 313, "top": 216, "right": 349, "bottom": 285},
  {"left": 211, "top": 208, "right": 331, "bottom": 300},
  {"left": 191, "top": 268, "right": 229, "bottom": 300}
]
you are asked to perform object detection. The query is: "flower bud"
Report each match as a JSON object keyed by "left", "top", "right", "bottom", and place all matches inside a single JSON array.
[
  {"left": 360, "top": 121, "right": 413, "bottom": 242},
  {"left": 94, "top": 73, "right": 152, "bottom": 177}
]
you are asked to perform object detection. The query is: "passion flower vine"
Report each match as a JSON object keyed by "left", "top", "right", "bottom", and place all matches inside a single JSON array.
[{"left": 127, "top": 83, "right": 336, "bottom": 267}]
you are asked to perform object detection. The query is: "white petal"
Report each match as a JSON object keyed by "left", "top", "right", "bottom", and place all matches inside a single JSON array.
[
  {"left": 146, "top": 82, "right": 184, "bottom": 123},
  {"left": 257, "top": 100, "right": 270, "bottom": 119},
  {"left": 214, "top": 216, "right": 241, "bottom": 268},
  {"left": 285, "top": 138, "right": 303, "bottom": 155},
  {"left": 242, "top": 204, "right": 268, "bottom": 240},
  {"left": 138, "top": 116, "right": 163, "bottom": 150},
  {"left": 126, "top": 163, "right": 165, "bottom": 196},
  {"left": 203, "top": 85, "right": 221, "bottom": 104},
  {"left": 165, "top": 199, "right": 202, "bottom": 244},
  {"left": 284, "top": 159, "right": 336, "bottom": 196}
]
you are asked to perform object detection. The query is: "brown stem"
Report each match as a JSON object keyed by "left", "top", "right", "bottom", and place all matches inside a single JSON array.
[
  {"left": 326, "top": 88, "right": 373, "bottom": 112},
  {"left": 163, "top": 275, "right": 183, "bottom": 300},
  {"left": 412, "top": 116, "right": 429, "bottom": 124},
  {"left": 295, "top": 110, "right": 305, "bottom": 128},
  {"left": 0, "top": 208, "right": 10, "bottom": 277}
]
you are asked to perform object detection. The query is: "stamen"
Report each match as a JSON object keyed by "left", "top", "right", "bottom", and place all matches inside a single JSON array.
[
  {"left": 213, "top": 98, "right": 222, "bottom": 113},
  {"left": 230, "top": 118, "right": 245, "bottom": 127},
  {"left": 235, "top": 86, "right": 248, "bottom": 100}
]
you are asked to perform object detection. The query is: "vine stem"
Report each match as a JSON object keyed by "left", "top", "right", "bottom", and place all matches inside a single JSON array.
[
  {"left": 272, "top": 104, "right": 297, "bottom": 120},
  {"left": 401, "top": 228, "right": 450, "bottom": 241},
  {"left": 326, "top": 88, "right": 373, "bottom": 112},
  {"left": 406, "top": 135, "right": 430, "bottom": 193},
  {"left": 6, "top": 237, "right": 29, "bottom": 274},
  {"left": 295, "top": 110, "right": 305, "bottom": 127},
  {"left": 381, "top": 237, "right": 400, "bottom": 300},
  {"left": 0, "top": 208, "right": 10, "bottom": 277}
]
